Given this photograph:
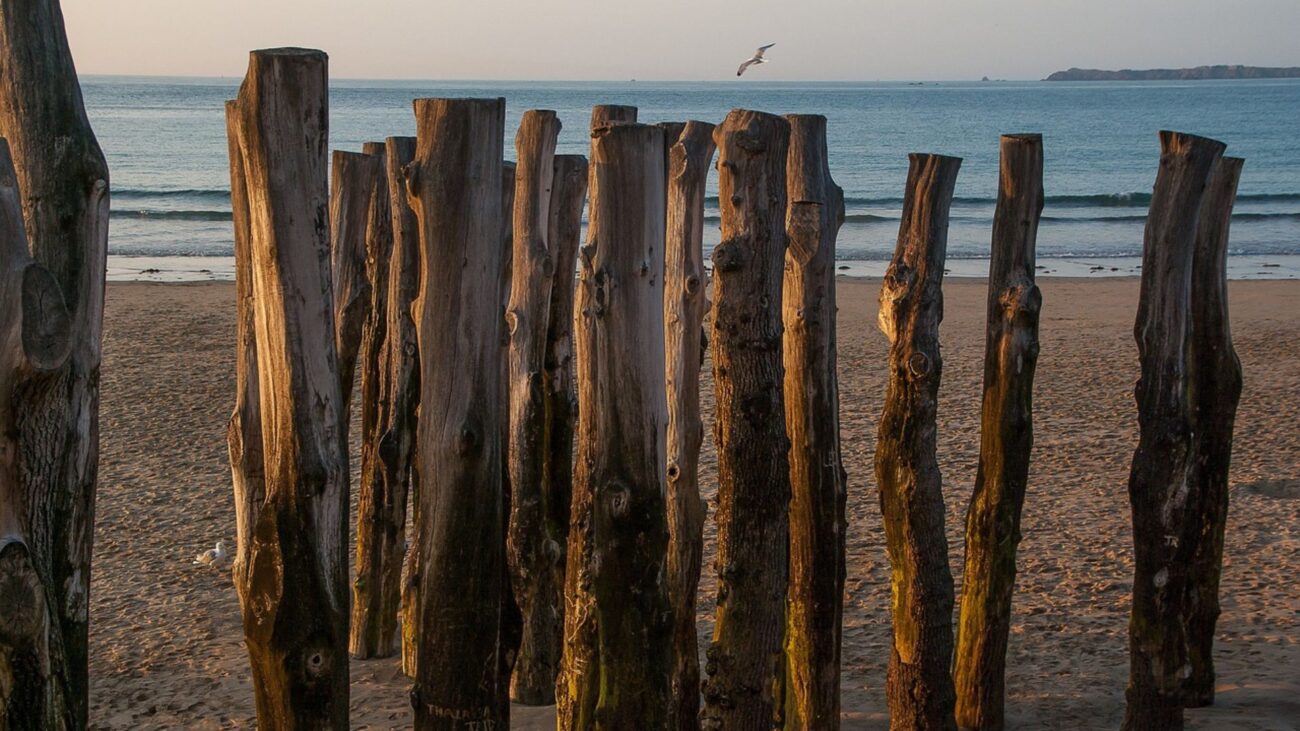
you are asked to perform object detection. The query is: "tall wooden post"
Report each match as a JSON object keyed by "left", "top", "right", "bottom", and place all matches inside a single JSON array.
[
  {"left": 1182, "top": 156, "right": 1244, "bottom": 708},
  {"left": 331, "top": 150, "right": 382, "bottom": 409},
  {"left": 0, "top": 1, "right": 109, "bottom": 724},
  {"left": 505, "top": 110, "right": 564, "bottom": 705},
  {"left": 406, "top": 97, "right": 508, "bottom": 730},
  {"left": 497, "top": 160, "right": 521, "bottom": 722},
  {"left": 227, "top": 47, "right": 351, "bottom": 730},
  {"left": 591, "top": 104, "right": 637, "bottom": 128},
  {"left": 557, "top": 122, "right": 672, "bottom": 729},
  {"left": 1123, "top": 131, "right": 1225, "bottom": 731},
  {"left": 876, "top": 153, "right": 962, "bottom": 731},
  {"left": 953, "top": 134, "right": 1044, "bottom": 731},
  {"left": 663, "top": 120, "right": 716, "bottom": 731},
  {"left": 781, "top": 114, "right": 847, "bottom": 730},
  {"left": 700, "top": 109, "right": 792, "bottom": 730},
  {"left": 0, "top": 138, "right": 74, "bottom": 728}
]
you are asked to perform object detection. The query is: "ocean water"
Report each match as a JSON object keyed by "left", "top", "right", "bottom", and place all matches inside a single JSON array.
[{"left": 84, "top": 76, "right": 1300, "bottom": 280}]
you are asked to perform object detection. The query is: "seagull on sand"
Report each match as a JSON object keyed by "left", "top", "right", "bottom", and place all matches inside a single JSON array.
[
  {"left": 193, "top": 540, "right": 229, "bottom": 568},
  {"left": 737, "top": 43, "right": 775, "bottom": 77}
]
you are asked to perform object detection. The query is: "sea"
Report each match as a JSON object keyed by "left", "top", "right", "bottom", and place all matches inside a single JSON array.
[{"left": 84, "top": 76, "right": 1300, "bottom": 281}]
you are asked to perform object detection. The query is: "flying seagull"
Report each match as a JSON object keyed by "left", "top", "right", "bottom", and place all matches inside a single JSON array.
[
  {"left": 737, "top": 43, "right": 775, "bottom": 77},
  {"left": 193, "top": 540, "right": 229, "bottom": 568}
]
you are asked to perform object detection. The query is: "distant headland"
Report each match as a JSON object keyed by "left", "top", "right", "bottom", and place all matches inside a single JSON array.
[{"left": 1046, "top": 65, "right": 1300, "bottom": 81}]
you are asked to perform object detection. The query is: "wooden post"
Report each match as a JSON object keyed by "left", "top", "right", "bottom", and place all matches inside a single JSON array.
[
  {"left": 0, "top": 2, "right": 110, "bottom": 724},
  {"left": 954, "top": 134, "right": 1044, "bottom": 731},
  {"left": 663, "top": 119, "right": 715, "bottom": 730},
  {"left": 497, "top": 160, "right": 521, "bottom": 722},
  {"left": 406, "top": 97, "right": 508, "bottom": 730},
  {"left": 557, "top": 121, "right": 672, "bottom": 729},
  {"left": 227, "top": 47, "right": 351, "bottom": 729},
  {"left": 1182, "top": 156, "right": 1244, "bottom": 708},
  {"left": 781, "top": 114, "right": 847, "bottom": 730},
  {"left": 331, "top": 150, "right": 382, "bottom": 409},
  {"left": 700, "top": 109, "right": 792, "bottom": 730},
  {"left": 1123, "top": 131, "right": 1225, "bottom": 731},
  {"left": 591, "top": 104, "right": 637, "bottom": 128},
  {"left": 876, "top": 153, "right": 962, "bottom": 731},
  {"left": 0, "top": 138, "right": 73, "bottom": 727},
  {"left": 505, "top": 110, "right": 564, "bottom": 705}
]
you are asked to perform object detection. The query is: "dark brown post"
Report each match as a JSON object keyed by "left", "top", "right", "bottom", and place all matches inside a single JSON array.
[
  {"left": 591, "top": 104, "right": 637, "bottom": 128},
  {"left": 1182, "top": 156, "right": 1244, "bottom": 708},
  {"left": 331, "top": 150, "right": 382, "bottom": 408},
  {"left": 227, "top": 47, "right": 351, "bottom": 730},
  {"left": 557, "top": 122, "right": 672, "bottom": 729},
  {"left": 663, "top": 120, "right": 715, "bottom": 731},
  {"left": 1123, "top": 130, "right": 1225, "bottom": 731},
  {"left": 876, "top": 153, "right": 962, "bottom": 731},
  {"left": 700, "top": 109, "right": 792, "bottom": 730},
  {"left": 0, "top": 1, "right": 109, "bottom": 724},
  {"left": 407, "top": 97, "right": 508, "bottom": 730},
  {"left": 954, "top": 134, "right": 1044, "bottom": 731},
  {"left": 781, "top": 114, "right": 847, "bottom": 730}
]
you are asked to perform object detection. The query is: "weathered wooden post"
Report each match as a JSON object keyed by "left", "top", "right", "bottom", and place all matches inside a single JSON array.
[
  {"left": 406, "top": 97, "right": 508, "bottom": 729},
  {"left": 1182, "top": 156, "right": 1244, "bottom": 708},
  {"left": 227, "top": 47, "right": 351, "bottom": 729},
  {"left": 663, "top": 120, "right": 716, "bottom": 730},
  {"left": 591, "top": 104, "right": 637, "bottom": 128},
  {"left": 331, "top": 150, "right": 383, "bottom": 409},
  {"left": 1123, "top": 130, "right": 1225, "bottom": 731},
  {"left": 0, "top": 138, "right": 73, "bottom": 727},
  {"left": 700, "top": 109, "right": 792, "bottom": 730},
  {"left": 557, "top": 121, "right": 672, "bottom": 729},
  {"left": 505, "top": 110, "right": 564, "bottom": 705},
  {"left": 876, "top": 153, "right": 962, "bottom": 731},
  {"left": 0, "top": 2, "right": 109, "bottom": 724},
  {"left": 497, "top": 160, "right": 521, "bottom": 721},
  {"left": 953, "top": 134, "right": 1044, "bottom": 731},
  {"left": 781, "top": 114, "right": 847, "bottom": 730}
]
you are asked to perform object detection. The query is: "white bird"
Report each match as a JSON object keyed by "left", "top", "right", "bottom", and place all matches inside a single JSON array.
[
  {"left": 737, "top": 43, "right": 775, "bottom": 77},
  {"left": 193, "top": 540, "right": 229, "bottom": 568}
]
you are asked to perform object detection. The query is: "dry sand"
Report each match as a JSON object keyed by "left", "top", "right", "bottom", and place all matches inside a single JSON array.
[{"left": 88, "top": 277, "right": 1300, "bottom": 729}]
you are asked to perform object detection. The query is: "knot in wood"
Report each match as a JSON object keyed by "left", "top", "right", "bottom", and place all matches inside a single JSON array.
[
  {"left": 684, "top": 274, "right": 701, "bottom": 295},
  {"left": 455, "top": 423, "right": 481, "bottom": 456},
  {"left": 0, "top": 542, "right": 44, "bottom": 647},
  {"left": 907, "top": 351, "right": 932, "bottom": 379},
  {"left": 540, "top": 253, "right": 555, "bottom": 278},
  {"left": 591, "top": 267, "right": 610, "bottom": 316},
  {"left": 302, "top": 643, "right": 332, "bottom": 679},
  {"left": 712, "top": 238, "right": 747, "bottom": 273},
  {"left": 605, "top": 481, "right": 631, "bottom": 519}
]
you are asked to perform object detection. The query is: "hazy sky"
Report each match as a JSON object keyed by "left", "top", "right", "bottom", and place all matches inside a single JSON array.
[{"left": 64, "top": 0, "right": 1300, "bottom": 81}]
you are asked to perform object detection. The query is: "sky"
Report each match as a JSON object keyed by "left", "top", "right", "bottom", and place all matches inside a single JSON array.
[{"left": 63, "top": 0, "right": 1300, "bottom": 81}]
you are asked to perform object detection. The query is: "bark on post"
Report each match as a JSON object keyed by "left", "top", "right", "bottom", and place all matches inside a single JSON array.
[
  {"left": 406, "top": 97, "right": 508, "bottom": 730},
  {"left": 781, "top": 114, "right": 847, "bottom": 731},
  {"left": 953, "top": 134, "right": 1044, "bottom": 731},
  {"left": 663, "top": 120, "right": 715, "bottom": 731},
  {"left": 875, "top": 153, "right": 963, "bottom": 731},
  {"left": 0, "top": 2, "right": 110, "bottom": 725},
  {"left": 700, "top": 109, "right": 792, "bottom": 730},
  {"left": 331, "top": 150, "right": 382, "bottom": 409},
  {"left": 1123, "top": 131, "right": 1225, "bottom": 731},
  {"left": 557, "top": 122, "right": 672, "bottom": 729},
  {"left": 591, "top": 104, "right": 637, "bottom": 129},
  {"left": 227, "top": 47, "right": 351, "bottom": 730},
  {"left": 505, "top": 110, "right": 564, "bottom": 705},
  {"left": 0, "top": 139, "right": 74, "bottom": 728},
  {"left": 1182, "top": 156, "right": 1244, "bottom": 709}
]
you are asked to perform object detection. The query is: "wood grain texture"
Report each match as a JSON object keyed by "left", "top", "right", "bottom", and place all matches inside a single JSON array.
[
  {"left": 590, "top": 104, "right": 637, "bottom": 129},
  {"left": 875, "top": 152, "right": 962, "bottom": 731},
  {"left": 558, "top": 122, "right": 671, "bottom": 730},
  {"left": 406, "top": 97, "right": 509, "bottom": 730},
  {"left": 781, "top": 114, "right": 847, "bottom": 731},
  {"left": 700, "top": 109, "right": 792, "bottom": 731},
  {"left": 662, "top": 119, "right": 715, "bottom": 731},
  {"left": 954, "top": 134, "right": 1044, "bottom": 731},
  {"left": 330, "top": 150, "right": 382, "bottom": 411},
  {"left": 227, "top": 47, "right": 351, "bottom": 730}
]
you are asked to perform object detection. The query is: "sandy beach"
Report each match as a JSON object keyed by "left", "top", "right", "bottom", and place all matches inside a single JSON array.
[{"left": 87, "top": 276, "right": 1299, "bottom": 730}]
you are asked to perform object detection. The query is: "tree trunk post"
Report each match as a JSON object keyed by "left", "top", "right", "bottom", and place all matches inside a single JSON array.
[
  {"left": 406, "top": 97, "right": 508, "bottom": 730},
  {"left": 557, "top": 121, "right": 672, "bottom": 729},
  {"left": 876, "top": 152, "right": 962, "bottom": 731},
  {"left": 953, "top": 134, "right": 1044, "bottom": 731},
  {"left": 781, "top": 114, "right": 847, "bottom": 731},
  {"left": 1123, "top": 130, "right": 1225, "bottom": 731},
  {"left": 331, "top": 150, "right": 382, "bottom": 410},
  {"left": 0, "top": 2, "right": 110, "bottom": 724},
  {"left": 227, "top": 47, "right": 351, "bottom": 730},
  {"left": 591, "top": 104, "right": 637, "bottom": 129},
  {"left": 1181, "top": 156, "right": 1244, "bottom": 709},
  {"left": 663, "top": 119, "right": 715, "bottom": 731},
  {"left": 700, "top": 109, "right": 792, "bottom": 730},
  {"left": 497, "top": 160, "right": 521, "bottom": 723},
  {"left": 505, "top": 110, "right": 564, "bottom": 705}
]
